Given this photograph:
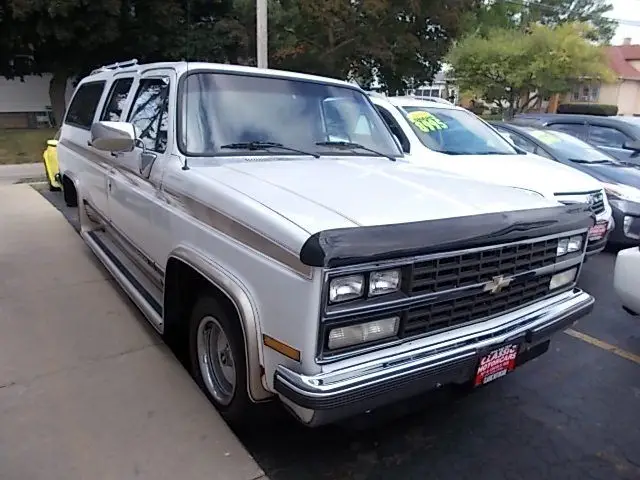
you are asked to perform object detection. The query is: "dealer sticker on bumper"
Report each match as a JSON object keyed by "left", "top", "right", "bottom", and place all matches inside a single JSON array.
[
  {"left": 474, "top": 344, "right": 519, "bottom": 386},
  {"left": 588, "top": 222, "right": 608, "bottom": 241}
]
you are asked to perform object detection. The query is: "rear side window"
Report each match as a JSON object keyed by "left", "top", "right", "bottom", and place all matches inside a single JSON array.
[
  {"left": 100, "top": 78, "right": 134, "bottom": 121},
  {"left": 64, "top": 81, "right": 106, "bottom": 129},
  {"left": 588, "top": 125, "right": 630, "bottom": 148},
  {"left": 547, "top": 122, "right": 587, "bottom": 141}
]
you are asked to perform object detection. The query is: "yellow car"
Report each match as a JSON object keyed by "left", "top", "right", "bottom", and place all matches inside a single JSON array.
[{"left": 42, "top": 136, "right": 61, "bottom": 191}]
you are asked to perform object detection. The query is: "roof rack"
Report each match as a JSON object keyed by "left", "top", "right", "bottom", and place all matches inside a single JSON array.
[{"left": 90, "top": 58, "right": 139, "bottom": 75}]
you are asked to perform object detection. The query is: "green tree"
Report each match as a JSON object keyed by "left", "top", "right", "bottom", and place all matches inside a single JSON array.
[
  {"left": 447, "top": 22, "right": 615, "bottom": 117},
  {"left": 463, "top": 0, "right": 616, "bottom": 43},
  {"left": 235, "top": 0, "right": 479, "bottom": 92},
  {"left": 0, "top": 0, "right": 247, "bottom": 125}
]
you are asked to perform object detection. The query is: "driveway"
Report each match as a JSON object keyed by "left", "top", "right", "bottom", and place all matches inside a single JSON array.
[{"left": 0, "top": 184, "right": 266, "bottom": 480}]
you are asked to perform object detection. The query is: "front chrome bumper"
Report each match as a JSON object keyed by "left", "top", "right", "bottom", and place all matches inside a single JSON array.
[{"left": 274, "top": 288, "right": 594, "bottom": 426}]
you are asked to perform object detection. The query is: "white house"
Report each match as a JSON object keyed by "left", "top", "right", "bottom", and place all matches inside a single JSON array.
[{"left": 0, "top": 75, "right": 75, "bottom": 128}]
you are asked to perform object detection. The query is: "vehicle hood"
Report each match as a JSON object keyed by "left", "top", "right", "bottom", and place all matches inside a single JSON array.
[
  {"left": 568, "top": 161, "right": 640, "bottom": 189},
  {"left": 407, "top": 151, "right": 603, "bottom": 197},
  {"left": 192, "top": 157, "right": 556, "bottom": 234}
]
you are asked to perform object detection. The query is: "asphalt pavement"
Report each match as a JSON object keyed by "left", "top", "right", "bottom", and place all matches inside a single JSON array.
[{"left": 38, "top": 185, "right": 640, "bottom": 480}]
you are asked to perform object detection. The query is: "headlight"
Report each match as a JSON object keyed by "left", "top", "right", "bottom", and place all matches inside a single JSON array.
[
  {"left": 550, "top": 267, "right": 577, "bottom": 290},
  {"left": 327, "top": 316, "right": 400, "bottom": 350},
  {"left": 602, "top": 182, "right": 640, "bottom": 203},
  {"left": 369, "top": 269, "right": 401, "bottom": 296},
  {"left": 328, "top": 269, "right": 402, "bottom": 304},
  {"left": 556, "top": 235, "right": 583, "bottom": 256},
  {"left": 329, "top": 274, "right": 364, "bottom": 303}
]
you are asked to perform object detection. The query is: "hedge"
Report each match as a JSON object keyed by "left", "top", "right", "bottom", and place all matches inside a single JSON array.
[{"left": 556, "top": 103, "right": 618, "bottom": 116}]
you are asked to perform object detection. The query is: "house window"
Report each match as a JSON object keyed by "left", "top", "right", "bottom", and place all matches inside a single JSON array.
[{"left": 571, "top": 84, "right": 600, "bottom": 102}]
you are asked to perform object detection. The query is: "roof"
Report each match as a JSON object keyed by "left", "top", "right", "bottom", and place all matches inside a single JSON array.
[
  {"left": 370, "top": 94, "right": 460, "bottom": 111},
  {"left": 605, "top": 45, "right": 640, "bottom": 80},
  {"left": 84, "top": 60, "right": 357, "bottom": 89}
]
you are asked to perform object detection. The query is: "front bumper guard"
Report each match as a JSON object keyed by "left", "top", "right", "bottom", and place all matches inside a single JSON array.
[{"left": 274, "top": 288, "right": 594, "bottom": 423}]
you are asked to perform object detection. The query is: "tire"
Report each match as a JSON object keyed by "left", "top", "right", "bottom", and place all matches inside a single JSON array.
[
  {"left": 63, "top": 179, "right": 78, "bottom": 207},
  {"left": 188, "top": 294, "right": 251, "bottom": 425}
]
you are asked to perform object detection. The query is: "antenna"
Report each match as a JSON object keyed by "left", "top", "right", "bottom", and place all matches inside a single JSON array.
[{"left": 182, "top": 0, "right": 191, "bottom": 171}]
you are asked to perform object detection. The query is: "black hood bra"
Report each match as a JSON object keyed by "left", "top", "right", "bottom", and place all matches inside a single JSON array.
[{"left": 300, "top": 204, "right": 595, "bottom": 268}]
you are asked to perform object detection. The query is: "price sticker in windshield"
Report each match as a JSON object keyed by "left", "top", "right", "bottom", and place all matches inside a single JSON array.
[
  {"left": 407, "top": 111, "right": 448, "bottom": 133},
  {"left": 529, "top": 130, "right": 559, "bottom": 145}
]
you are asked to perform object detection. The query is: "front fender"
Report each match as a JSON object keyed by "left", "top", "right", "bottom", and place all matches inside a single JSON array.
[{"left": 167, "top": 244, "right": 272, "bottom": 402}]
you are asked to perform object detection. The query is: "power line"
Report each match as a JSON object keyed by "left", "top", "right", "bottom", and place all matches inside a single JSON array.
[{"left": 499, "top": 0, "right": 640, "bottom": 28}]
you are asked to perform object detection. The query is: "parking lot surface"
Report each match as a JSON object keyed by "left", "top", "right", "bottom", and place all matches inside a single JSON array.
[{"left": 38, "top": 185, "right": 640, "bottom": 480}]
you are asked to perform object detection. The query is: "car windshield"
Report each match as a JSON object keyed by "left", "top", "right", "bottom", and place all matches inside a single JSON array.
[
  {"left": 527, "top": 129, "right": 614, "bottom": 162},
  {"left": 400, "top": 105, "right": 518, "bottom": 155},
  {"left": 179, "top": 72, "right": 401, "bottom": 158}
]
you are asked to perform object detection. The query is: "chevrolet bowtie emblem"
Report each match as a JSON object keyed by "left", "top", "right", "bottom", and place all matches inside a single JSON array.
[{"left": 483, "top": 275, "right": 513, "bottom": 294}]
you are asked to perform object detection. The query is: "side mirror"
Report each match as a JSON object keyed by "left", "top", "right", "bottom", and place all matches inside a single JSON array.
[
  {"left": 623, "top": 140, "right": 640, "bottom": 152},
  {"left": 90, "top": 121, "right": 136, "bottom": 153}
]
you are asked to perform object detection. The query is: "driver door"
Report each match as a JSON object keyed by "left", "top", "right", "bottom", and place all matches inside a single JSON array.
[{"left": 106, "top": 69, "right": 174, "bottom": 277}]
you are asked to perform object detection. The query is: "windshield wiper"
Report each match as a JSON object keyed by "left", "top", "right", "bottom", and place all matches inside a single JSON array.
[
  {"left": 473, "top": 151, "right": 512, "bottom": 155},
  {"left": 315, "top": 141, "right": 396, "bottom": 162},
  {"left": 220, "top": 141, "right": 319, "bottom": 158},
  {"left": 568, "top": 158, "right": 614, "bottom": 165}
]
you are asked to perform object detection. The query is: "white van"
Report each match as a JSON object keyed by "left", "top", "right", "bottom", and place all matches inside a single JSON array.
[{"left": 369, "top": 95, "right": 614, "bottom": 255}]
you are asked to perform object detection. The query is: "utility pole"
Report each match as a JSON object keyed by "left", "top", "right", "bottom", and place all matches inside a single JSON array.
[{"left": 256, "top": 0, "right": 268, "bottom": 68}]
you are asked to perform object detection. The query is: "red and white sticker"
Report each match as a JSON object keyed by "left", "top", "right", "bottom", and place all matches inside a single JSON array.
[
  {"left": 588, "top": 222, "right": 608, "bottom": 241},
  {"left": 474, "top": 344, "right": 519, "bottom": 386}
]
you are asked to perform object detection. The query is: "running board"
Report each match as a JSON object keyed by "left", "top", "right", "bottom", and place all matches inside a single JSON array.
[{"left": 84, "top": 230, "right": 164, "bottom": 333}]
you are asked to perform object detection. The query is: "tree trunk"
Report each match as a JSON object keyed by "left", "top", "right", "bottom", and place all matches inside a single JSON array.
[{"left": 49, "top": 72, "right": 68, "bottom": 128}]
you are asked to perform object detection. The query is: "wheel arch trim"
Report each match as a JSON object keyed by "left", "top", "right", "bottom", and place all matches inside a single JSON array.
[{"left": 165, "top": 244, "right": 272, "bottom": 402}]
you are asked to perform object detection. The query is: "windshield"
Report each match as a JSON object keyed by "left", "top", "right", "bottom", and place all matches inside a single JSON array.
[
  {"left": 179, "top": 72, "right": 401, "bottom": 158},
  {"left": 400, "top": 105, "right": 518, "bottom": 155},
  {"left": 527, "top": 129, "right": 614, "bottom": 162}
]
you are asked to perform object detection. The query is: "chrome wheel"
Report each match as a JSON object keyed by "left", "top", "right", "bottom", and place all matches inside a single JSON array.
[{"left": 196, "top": 315, "right": 236, "bottom": 406}]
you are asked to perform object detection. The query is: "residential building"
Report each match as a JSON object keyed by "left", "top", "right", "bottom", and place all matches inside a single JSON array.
[
  {"left": 0, "top": 74, "right": 75, "bottom": 128},
  {"left": 564, "top": 38, "right": 640, "bottom": 116}
]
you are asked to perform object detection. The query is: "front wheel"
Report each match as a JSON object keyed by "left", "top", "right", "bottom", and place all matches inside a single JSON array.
[{"left": 188, "top": 295, "right": 251, "bottom": 425}]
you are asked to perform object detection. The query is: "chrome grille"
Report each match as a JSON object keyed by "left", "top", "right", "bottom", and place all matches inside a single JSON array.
[
  {"left": 555, "top": 190, "right": 605, "bottom": 215},
  {"left": 589, "top": 191, "right": 605, "bottom": 215},
  {"left": 399, "top": 238, "right": 559, "bottom": 339},
  {"left": 402, "top": 273, "right": 553, "bottom": 338},
  {"left": 409, "top": 238, "right": 559, "bottom": 295}
]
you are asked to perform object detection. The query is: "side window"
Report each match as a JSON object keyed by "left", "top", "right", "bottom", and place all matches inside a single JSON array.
[
  {"left": 127, "top": 77, "right": 170, "bottom": 153},
  {"left": 64, "top": 81, "right": 106, "bottom": 129},
  {"left": 547, "top": 122, "right": 587, "bottom": 141},
  {"left": 376, "top": 106, "right": 410, "bottom": 153},
  {"left": 100, "top": 78, "right": 134, "bottom": 121},
  {"left": 588, "top": 125, "right": 630, "bottom": 148}
]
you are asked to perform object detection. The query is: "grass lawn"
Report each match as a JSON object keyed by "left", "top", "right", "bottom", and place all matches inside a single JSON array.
[{"left": 0, "top": 128, "right": 57, "bottom": 165}]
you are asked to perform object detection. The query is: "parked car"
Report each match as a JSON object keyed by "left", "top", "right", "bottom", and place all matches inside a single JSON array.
[
  {"left": 512, "top": 113, "right": 640, "bottom": 163},
  {"left": 368, "top": 95, "right": 613, "bottom": 255},
  {"left": 42, "top": 134, "right": 61, "bottom": 191},
  {"left": 57, "top": 60, "right": 596, "bottom": 427},
  {"left": 491, "top": 122, "right": 640, "bottom": 247},
  {"left": 613, "top": 246, "right": 640, "bottom": 316}
]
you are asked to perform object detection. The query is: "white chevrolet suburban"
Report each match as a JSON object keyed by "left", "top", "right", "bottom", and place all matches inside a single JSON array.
[
  {"left": 57, "top": 60, "right": 595, "bottom": 427},
  {"left": 368, "top": 94, "right": 614, "bottom": 256}
]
